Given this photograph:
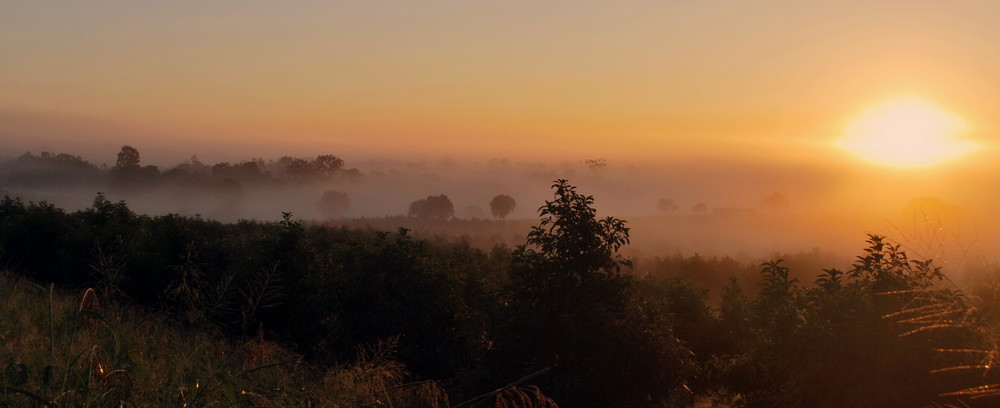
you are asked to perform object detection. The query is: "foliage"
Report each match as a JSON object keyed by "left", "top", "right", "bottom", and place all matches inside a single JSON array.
[
  {"left": 108, "top": 146, "right": 161, "bottom": 190},
  {"left": 5, "top": 184, "right": 1000, "bottom": 407},
  {"left": 657, "top": 198, "right": 678, "bottom": 212},
  {"left": 496, "top": 180, "right": 690, "bottom": 407},
  {"left": 641, "top": 253, "right": 751, "bottom": 295},
  {"left": 114, "top": 145, "right": 140, "bottom": 169},
  {"left": 0, "top": 152, "right": 102, "bottom": 187},
  {"left": 409, "top": 194, "right": 455, "bottom": 220},
  {"left": 521, "top": 180, "right": 630, "bottom": 277},
  {"left": 276, "top": 154, "right": 348, "bottom": 179},
  {"left": 489, "top": 194, "right": 516, "bottom": 220},
  {"left": 211, "top": 161, "right": 266, "bottom": 182},
  {"left": 702, "top": 235, "right": 983, "bottom": 407},
  {"left": 313, "top": 154, "right": 346, "bottom": 177},
  {"left": 0, "top": 272, "right": 455, "bottom": 407}
]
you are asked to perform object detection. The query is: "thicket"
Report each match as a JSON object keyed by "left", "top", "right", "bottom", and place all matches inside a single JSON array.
[{"left": 3, "top": 180, "right": 1000, "bottom": 407}]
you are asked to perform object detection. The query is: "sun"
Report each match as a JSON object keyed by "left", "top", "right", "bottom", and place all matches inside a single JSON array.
[{"left": 836, "top": 96, "right": 978, "bottom": 168}]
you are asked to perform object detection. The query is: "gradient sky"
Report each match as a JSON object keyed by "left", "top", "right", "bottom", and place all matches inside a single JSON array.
[{"left": 3, "top": 1, "right": 1000, "bottom": 164}]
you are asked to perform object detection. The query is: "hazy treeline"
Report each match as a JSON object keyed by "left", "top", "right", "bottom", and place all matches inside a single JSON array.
[
  {"left": 6, "top": 145, "right": 986, "bottom": 265},
  {"left": 0, "top": 147, "right": 532, "bottom": 226},
  {"left": 0, "top": 147, "right": 785, "bottom": 222},
  {"left": 3, "top": 181, "right": 1000, "bottom": 407},
  {"left": 0, "top": 147, "right": 361, "bottom": 190}
]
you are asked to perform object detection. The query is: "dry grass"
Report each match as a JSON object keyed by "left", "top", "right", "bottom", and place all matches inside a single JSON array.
[
  {"left": 0, "top": 269, "right": 562, "bottom": 407},
  {"left": 491, "top": 386, "right": 558, "bottom": 408},
  {"left": 889, "top": 274, "right": 1000, "bottom": 403},
  {"left": 0, "top": 271, "right": 483, "bottom": 407}
]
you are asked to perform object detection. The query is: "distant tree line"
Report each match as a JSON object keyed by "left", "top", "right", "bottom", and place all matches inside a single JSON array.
[
  {"left": 0, "top": 151, "right": 103, "bottom": 186},
  {"left": 3, "top": 147, "right": 529, "bottom": 222},
  {"left": 0, "top": 146, "right": 362, "bottom": 192}
]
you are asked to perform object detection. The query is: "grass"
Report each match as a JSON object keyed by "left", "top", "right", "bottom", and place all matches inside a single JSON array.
[
  {"left": 0, "top": 270, "right": 560, "bottom": 408},
  {"left": 0, "top": 271, "right": 417, "bottom": 407}
]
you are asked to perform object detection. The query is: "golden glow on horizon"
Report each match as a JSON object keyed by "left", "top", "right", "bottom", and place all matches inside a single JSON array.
[
  {"left": 3, "top": 2, "right": 1000, "bottom": 164},
  {"left": 837, "top": 97, "right": 978, "bottom": 168}
]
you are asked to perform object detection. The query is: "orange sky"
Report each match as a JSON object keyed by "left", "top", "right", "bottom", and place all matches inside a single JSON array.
[
  {"left": 8, "top": 1, "right": 1000, "bottom": 266},
  {"left": 2, "top": 1, "right": 999, "bottom": 165}
]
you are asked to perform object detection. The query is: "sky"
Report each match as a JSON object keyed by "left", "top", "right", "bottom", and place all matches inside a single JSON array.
[
  {"left": 9, "top": 1, "right": 1000, "bottom": 268},
  {"left": 3, "top": 0, "right": 1000, "bottom": 165}
]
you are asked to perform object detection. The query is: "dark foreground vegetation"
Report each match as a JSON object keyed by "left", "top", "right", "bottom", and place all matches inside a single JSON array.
[{"left": 3, "top": 180, "right": 1000, "bottom": 407}]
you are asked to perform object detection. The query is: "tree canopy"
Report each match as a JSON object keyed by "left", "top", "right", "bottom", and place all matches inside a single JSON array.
[
  {"left": 115, "top": 145, "right": 140, "bottom": 169},
  {"left": 408, "top": 194, "right": 454, "bottom": 220},
  {"left": 489, "top": 194, "right": 516, "bottom": 220}
]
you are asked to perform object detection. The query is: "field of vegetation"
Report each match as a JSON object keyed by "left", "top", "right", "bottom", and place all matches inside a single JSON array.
[{"left": 4, "top": 179, "right": 1000, "bottom": 407}]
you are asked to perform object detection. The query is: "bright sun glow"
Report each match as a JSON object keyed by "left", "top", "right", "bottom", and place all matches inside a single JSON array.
[{"left": 837, "top": 97, "right": 978, "bottom": 168}]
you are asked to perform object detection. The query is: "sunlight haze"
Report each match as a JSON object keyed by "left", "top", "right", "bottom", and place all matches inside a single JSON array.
[
  {"left": 4, "top": 1, "right": 1000, "bottom": 265},
  {"left": 837, "top": 96, "right": 978, "bottom": 168},
  {"left": 3, "top": 1, "right": 999, "bottom": 164},
  {"left": 9, "top": 3, "right": 1000, "bottom": 405}
]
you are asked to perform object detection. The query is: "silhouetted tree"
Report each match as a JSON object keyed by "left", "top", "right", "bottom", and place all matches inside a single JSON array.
[
  {"left": 692, "top": 202, "right": 708, "bottom": 213},
  {"left": 269, "top": 155, "right": 346, "bottom": 179},
  {"left": 212, "top": 161, "right": 265, "bottom": 182},
  {"left": 109, "top": 145, "right": 160, "bottom": 188},
  {"left": 340, "top": 168, "right": 364, "bottom": 178},
  {"left": 489, "top": 194, "right": 516, "bottom": 220},
  {"left": 657, "top": 198, "right": 678, "bottom": 212},
  {"left": 273, "top": 156, "right": 295, "bottom": 174},
  {"left": 316, "top": 190, "right": 350, "bottom": 218},
  {"left": 174, "top": 155, "right": 209, "bottom": 174},
  {"left": 211, "top": 162, "right": 233, "bottom": 176},
  {"left": 284, "top": 158, "right": 314, "bottom": 179},
  {"left": 312, "top": 155, "right": 344, "bottom": 177},
  {"left": 519, "top": 179, "right": 630, "bottom": 275},
  {"left": 408, "top": 195, "right": 454, "bottom": 220},
  {"left": 115, "top": 145, "right": 140, "bottom": 169},
  {"left": 498, "top": 179, "right": 690, "bottom": 407}
]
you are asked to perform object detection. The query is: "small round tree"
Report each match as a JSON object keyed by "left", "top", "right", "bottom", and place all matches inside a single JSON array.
[
  {"left": 657, "top": 198, "right": 678, "bottom": 213},
  {"left": 408, "top": 194, "right": 454, "bottom": 220},
  {"left": 316, "top": 190, "right": 350, "bottom": 218},
  {"left": 489, "top": 194, "right": 516, "bottom": 220}
]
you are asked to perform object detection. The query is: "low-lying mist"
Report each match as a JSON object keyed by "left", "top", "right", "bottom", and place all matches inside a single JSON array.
[{"left": 3, "top": 145, "right": 997, "bottom": 285}]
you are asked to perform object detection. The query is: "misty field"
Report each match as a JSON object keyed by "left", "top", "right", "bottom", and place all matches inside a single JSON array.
[
  {"left": 4, "top": 170, "right": 1000, "bottom": 407},
  {"left": 8, "top": 1, "right": 1000, "bottom": 406}
]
